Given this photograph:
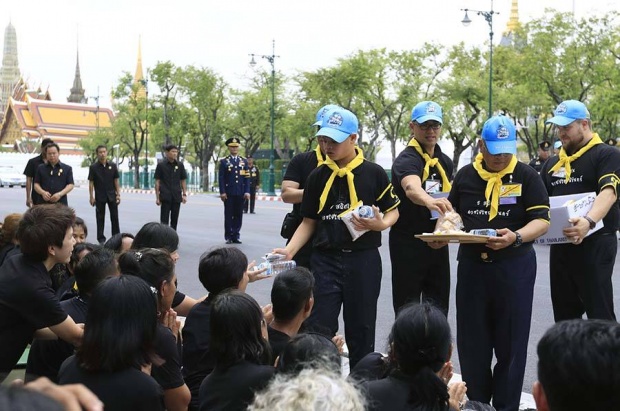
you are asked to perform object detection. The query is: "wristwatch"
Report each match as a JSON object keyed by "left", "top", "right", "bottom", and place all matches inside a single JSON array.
[
  {"left": 584, "top": 215, "right": 596, "bottom": 230},
  {"left": 513, "top": 231, "right": 523, "bottom": 247}
]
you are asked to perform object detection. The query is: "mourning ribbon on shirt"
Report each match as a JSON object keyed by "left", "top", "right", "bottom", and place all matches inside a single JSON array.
[
  {"left": 548, "top": 133, "right": 602, "bottom": 183},
  {"left": 318, "top": 147, "right": 364, "bottom": 213},
  {"left": 473, "top": 153, "right": 518, "bottom": 221},
  {"left": 407, "top": 137, "right": 452, "bottom": 192}
]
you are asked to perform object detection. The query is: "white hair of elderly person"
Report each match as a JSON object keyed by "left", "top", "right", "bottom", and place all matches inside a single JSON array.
[{"left": 249, "top": 368, "right": 365, "bottom": 411}]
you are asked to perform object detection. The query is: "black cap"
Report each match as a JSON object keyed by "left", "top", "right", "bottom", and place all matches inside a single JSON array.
[
  {"left": 538, "top": 141, "right": 551, "bottom": 151},
  {"left": 225, "top": 138, "right": 240, "bottom": 147},
  {"left": 606, "top": 138, "right": 617, "bottom": 146}
]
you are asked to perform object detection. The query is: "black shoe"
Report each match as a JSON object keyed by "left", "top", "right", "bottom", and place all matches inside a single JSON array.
[
  {"left": 232, "top": 240, "right": 242, "bottom": 244},
  {"left": 250, "top": 211, "right": 256, "bottom": 214},
  {"left": 243, "top": 211, "right": 248, "bottom": 214},
  {"left": 225, "top": 240, "right": 233, "bottom": 244}
]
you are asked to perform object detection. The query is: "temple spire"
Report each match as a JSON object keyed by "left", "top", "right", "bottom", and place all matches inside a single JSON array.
[
  {"left": 0, "top": 21, "right": 20, "bottom": 117},
  {"left": 500, "top": 0, "right": 520, "bottom": 46},
  {"left": 67, "top": 49, "right": 86, "bottom": 103},
  {"left": 134, "top": 36, "right": 146, "bottom": 100}
]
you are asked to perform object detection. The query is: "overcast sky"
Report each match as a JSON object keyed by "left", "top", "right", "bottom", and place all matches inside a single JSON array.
[{"left": 3, "top": 0, "right": 616, "bottom": 108}]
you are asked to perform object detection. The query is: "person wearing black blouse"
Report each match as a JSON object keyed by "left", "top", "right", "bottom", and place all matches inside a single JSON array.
[
  {"left": 118, "top": 248, "right": 190, "bottom": 411},
  {"left": 58, "top": 275, "right": 164, "bottom": 411},
  {"left": 198, "top": 290, "right": 274, "bottom": 411},
  {"left": 447, "top": 116, "right": 550, "bottom": 411}
]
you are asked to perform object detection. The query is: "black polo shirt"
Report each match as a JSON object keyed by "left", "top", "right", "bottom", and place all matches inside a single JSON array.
[
  {"left": 301, "top": 159, "right": 400, "bottom": 251},
  {"left": 267, "top": 326, "right": 291, "bottom": 360},
  {"left": 152, "top": 323, "right": 185, "bottom": 390},
  {"left": 283, "top": 151, "right": 323, "bottom": 216},
  {"left": 23, "top": 154, "right": 46, "bottom": 204},
  {"left": 391, "top": 144, "right": 454, "bottom": 235},
  {"left": 88, "top": 161, "right": 119, "bottom": 203},
  {"left": 34, "top": 162, "right": 74, "bottom": 206},
  {"left": 26, "top": 295, "right": 89, "bottom": 382},
  {"left": 0, "top": 255, "right": 68, "bottom": 375},
  {"left": 448, "top": 161, "right": 550, "bottom": 261},
  {"left": 540, "top": 143, "right": 620, "bottom": 233},
  {"left": 155, "top": 160, "right": 187, "bottom": 203}
]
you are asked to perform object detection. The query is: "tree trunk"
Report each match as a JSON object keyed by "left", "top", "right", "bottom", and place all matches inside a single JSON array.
[
  {"left": 201, "top": 152, "right": 211, "bottom": 192},
  {"left": 133, "top": 154, "right": 141, "bottom": 188}
]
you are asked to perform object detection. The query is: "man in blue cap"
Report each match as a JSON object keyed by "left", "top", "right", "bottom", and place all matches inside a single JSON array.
[
  {"left": 540, "top": 100, "right": 620, "bottom": 322},
  {"left": 446, "top": 115, "right": 550, "bottom": 411},
  {"left": 389, "top": 101, "right": 454, "bottom": 315},
  {"left": 219, "top": 138, "right": 250, "bottom": 244},
  {"left": 279, "top": 104, "right": 337, "bottom": 268},
  {"left": 276, "top": 107, "right": 400, "bottom": 369}
]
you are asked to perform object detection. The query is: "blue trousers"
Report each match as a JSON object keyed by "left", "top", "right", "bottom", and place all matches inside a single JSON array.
[
  {"left": 456, "top": 248, "right": 536, "bottom": 411},
  {"left": 307, "top": 248, "right": 382, "bottom": 368},
  {"left": 223, "top": 195, "right": 244, "bottom": 241}
]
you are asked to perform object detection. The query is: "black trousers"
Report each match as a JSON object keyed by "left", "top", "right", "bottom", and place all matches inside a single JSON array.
[
  {"left": 224, "top": 195, "right": 244, "bottom": 241},
  {"left": 389, "top": 229, "right": 450, "bottom": 315},
  {"left": 95, "top": 200, "right": 120, "bottom": 243},
  {"left": 244, "top": 187, "right": 257, "bottom": 213},
  {"left": 457, "top": 248, "right": 536, "bottom": 411},
  {"left": 160, "top": 201, "right": 181, "bottom": 231},
  {"left": 550, "top": 232, "right": 617, "bottom": 322},
  {"left": 307, "top": 248, "right": 382, "bottom": 369}
]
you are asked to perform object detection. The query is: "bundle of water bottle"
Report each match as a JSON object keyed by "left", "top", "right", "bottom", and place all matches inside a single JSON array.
[{"left": 252, "top": 253, "right": 297, "bottom": 276}]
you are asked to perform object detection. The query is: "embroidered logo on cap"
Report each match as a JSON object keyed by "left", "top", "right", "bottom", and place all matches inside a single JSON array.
[
  {"left": 497, "top": 126, "right": 510, "bottom": 139},
  {"left": 427, "top": 104, "right": 436, "bottom": 113},
  {"left": 555, "top": 103, "right": 567, "bottom": 115},
  {"left": 327, "top": 113, "right": 344, "bottom": 128}
]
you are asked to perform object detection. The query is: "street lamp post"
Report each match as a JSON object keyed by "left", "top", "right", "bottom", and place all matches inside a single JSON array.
[
  {"left": 249, "top": 40, "right": 279, "bottom": 196},
  {"left": 461, "top": 0, "right": 497, "bottom": 118},
  {"left": 139, "top": 78, "right": 149, "bottom": 189}
]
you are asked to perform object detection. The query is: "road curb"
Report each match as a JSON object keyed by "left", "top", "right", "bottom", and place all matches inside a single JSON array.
[{"left": 119, "top": 189, "right": 282, "bottom": 201}]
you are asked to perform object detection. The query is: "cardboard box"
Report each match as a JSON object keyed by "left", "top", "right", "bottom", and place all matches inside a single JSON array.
[{"left": 534, "top": 192, "right": 603, "bottom": 245}]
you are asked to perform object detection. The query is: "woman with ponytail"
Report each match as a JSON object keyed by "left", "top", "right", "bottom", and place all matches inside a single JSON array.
[
  {"left": 361, "top": 302, "right": 471, "bottom": 411},
  {"left": 118, "top": 248, "right": 190, "bottom": 411}
]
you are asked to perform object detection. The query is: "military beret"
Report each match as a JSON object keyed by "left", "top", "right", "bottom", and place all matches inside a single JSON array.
[
  {"left": 225, "top": 138, "right": 241, "bottom": 147},
  {"left": 606, "top": 138, "right": 617, "bottom": 146},
  {"left": 538, "top": 141, "right": 551, "bottom": 151}
]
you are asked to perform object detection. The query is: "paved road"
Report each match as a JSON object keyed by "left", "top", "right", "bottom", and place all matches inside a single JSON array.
[{"left": 2, "top": 186, "right": 619, "bottom": 398}]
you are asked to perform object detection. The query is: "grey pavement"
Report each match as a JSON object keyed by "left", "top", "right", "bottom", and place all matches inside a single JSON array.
[{"left": 2, "top": 186, "right": 619, "bottom": 409}]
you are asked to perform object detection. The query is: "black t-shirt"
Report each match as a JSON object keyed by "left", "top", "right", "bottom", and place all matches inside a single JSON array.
[
  {"left": 0, "top": 244, "right": 19, "bottom": 267},
  {"left": 267, "top": 326, "right": 291, "bottom": 360},
  {"left": 34, "top": 162, "right": 74, "bottom": 205},
  {"left": 349, "top": 352, "right": 391, "bottom": 383},
  {"left": 361, "top": 372, "right": 415, "bottom": 411},
  {"left": 0, "top": 255, "right": 68, "bottom": 374},
  {"left": 88, "top": 161, "right": 120, "bottom": 203},
  {"left": 528, "top": 157, "right": 545, "bottom": 173},
  {"left": 155, "top": 160, "right": 187, "bottom": 203},
  {"left": 198, "top": 361, "right": 275, "bottom": 411},
  {"left": 448, "top": 161, "right": 550, "bottom": 261},
  {"left": 182, "top": 298, "right": 214, "bottom": 410},
  {"left": 172, "top": 290, "right": 185, "bottom": 310},
  {"left": 391, "top": 144, "right": 454, "bottom": 234},
  {"left": 540, "top": 143, "right": 620, "bottom": 233},
  {"left": 152, "top": 323, "right": 184, "bottom": 390},
  {"left": 283, "top": 150, "right": 323, "bottom": 216},
  {"left": 301, "top": 159, "right": 400, "bottom": 251},
  {"left": 24, "top": 154, "right": 45, "bottom": 204},
  {"left": 26, "top": 295, "right": 89, "bottom": 382},
  {"left": 59, "top": 356, "right": 164, "bottom": 411}
]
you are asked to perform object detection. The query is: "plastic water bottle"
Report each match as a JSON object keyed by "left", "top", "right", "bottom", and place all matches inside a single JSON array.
[
  {"left": 269, "top": 260, "right": 297, "bottom": 276},
  {"left": 358, "top": 205, "right": 375, "bottom": 218},
  {"left": 252, "top": 254, "right": 296, "bottom": 276}
]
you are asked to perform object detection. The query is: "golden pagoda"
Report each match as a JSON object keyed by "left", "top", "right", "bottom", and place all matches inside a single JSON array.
[{"left": 500, "top": 0, "right": 521, "bottom": 47}]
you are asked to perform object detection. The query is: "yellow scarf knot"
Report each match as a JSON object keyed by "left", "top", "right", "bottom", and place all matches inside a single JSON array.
[
  {"left": 315, "top": 144, "right": 325, "bottom": 167},
  {"left": 549, "top": 133, "right": 602, "bottom": 183},
  {"left": 407, "top": 137, "right": 452, "bottom": 192},
  {"left": 318, "top": 148, "right": 364, "bottom": 213},
  {"left": 472, "top": 153, "right": 518, "bottom": 221}
]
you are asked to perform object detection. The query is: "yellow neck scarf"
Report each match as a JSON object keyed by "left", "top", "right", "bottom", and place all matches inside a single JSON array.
[
  {"left": 318, "top": 147, "right": 364, "bottom": 213},
  {"left": 472, "top": 153, "right": 518, "bottom": 221},
  {"left": 315, "top": 144, "right": 325, "bottom": 167},
  {"left": 407, "top": 137, "right": 452, "bottom": 192},
  {"left": 549, "top": 133, "right": 602, "bottom": 183}
]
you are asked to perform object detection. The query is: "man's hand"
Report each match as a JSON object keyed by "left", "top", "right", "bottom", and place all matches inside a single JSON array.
[
  {"left": 116, "top": 195, "right": 121, "bottom": 205},
  {"left": 42, "top": 191, "right": 52, "bottom": 202},
  {"left": 423, "top": 196, "right": 453, "bottom": 216},
  {"left": 427, "top": 240, "right": 449, "bottom": 249},
  {"left": 156, "top": 198, "right": 161, "bottom": 206},
  {"left": 26, "top": 198, "right": 33, "bottom": 208},
  {"left": 89, "top": 197, "right": 95, "bottom": 207},
  {"left": 332, "top": 335, "right": 345, "bottom": 354},
  {"left": 448, "top": 382, "right": 467, "bottom": 411},
  {"left": 246, "top": 260, "right": 269, "bottom": 283},
  {"left": 220, "top": 193, "right": 227, "bottom": 202},
  {"left": 563, "top": 217, "right": 590, "bottom": 245},
  {"left": 20, "top": 377, "right": 104, "bottom": 411},
  {"left": 49, "top": 193, "right": 61, "bottom": 203},
  {"left": 244, "top": 193, "right": 250, "bottom": 200},
  {"left": 351, "top": 206, "right": 384, "bottom": 231},
  {"left": 262, "top": 303, "right": 273, "bottom": 324},
  {"left": 182, "top": 194, "right": 187, "bottom": 204},
  {"left": 486, "top": 228, "right": 516, "bottom": 250},
  {"left": 272, "top": 248, "right": 293, "bottom": 261}
]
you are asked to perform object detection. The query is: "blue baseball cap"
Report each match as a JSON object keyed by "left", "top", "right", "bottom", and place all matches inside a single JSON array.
[
  {"left": 554, "top": 141, "right": 562, "bottom": 150},
  {"left": 315, "top": 108, "right": 358, "bottom": 143},
  {"left": 411, "top": 101, "right": 443, "bottom": 124},
  {"left": 546, "top": 100, "right": 590, "bottom": 126},
  {"left": 481, "top": 115, "right": 516, "bottom": 155},
  {"left": 312, "top": 104, "right": 341, "bottom": 126}
]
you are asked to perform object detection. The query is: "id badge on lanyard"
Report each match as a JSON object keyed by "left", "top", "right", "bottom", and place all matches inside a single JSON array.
[
  {"left": 499, "top": 183, "right": 522, "bottom": 205},
  {"left": 425, "top": 179, "right": 441, "bottom": 194}
]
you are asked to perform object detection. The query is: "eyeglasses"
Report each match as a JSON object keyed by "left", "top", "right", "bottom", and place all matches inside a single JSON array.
[{"left": 416, "top": 122, "right": 441, "bottom": 131}]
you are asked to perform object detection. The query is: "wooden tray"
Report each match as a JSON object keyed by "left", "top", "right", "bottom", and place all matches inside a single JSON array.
[{"left": 415, "top": 233, "right": 490, "bottom": 244}]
